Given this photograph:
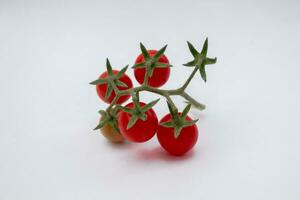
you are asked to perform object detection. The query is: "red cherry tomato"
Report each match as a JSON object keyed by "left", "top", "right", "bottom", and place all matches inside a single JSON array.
[
  {"left": 157, "top": 113, "right": 198, "bottom": 156},
  {"left": 134, "top": 50, "right": 170, "bottom": 88},
  {"left": 96, "top": 70, "right": 133, "bottom": 104},
  {"left": 118, "top": 102, "right": 158, "bottom": 143}
]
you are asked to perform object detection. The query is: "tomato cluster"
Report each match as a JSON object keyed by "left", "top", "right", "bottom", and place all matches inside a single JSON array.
[
  {"left": 91, "top": 48, "right": 198, "bottom": 156},
  {"left": 90, "top": 39, "right": 217, "bottom": 156}
]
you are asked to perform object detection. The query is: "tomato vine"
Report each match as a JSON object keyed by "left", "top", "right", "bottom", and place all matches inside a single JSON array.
[{"left": 90, "top": 38, "right": 217, "bottom": 154}]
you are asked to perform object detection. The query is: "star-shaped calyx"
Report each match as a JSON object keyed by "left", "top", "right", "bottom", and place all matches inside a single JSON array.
[
  {"left": 118, "top": 92, "right": 160, "bottom": 129},
  {"left": 160, "top": 102, "right": 198, "bottom": 138},
  {"left": 183, "top": 38, "right": 217, "bottom": 82},
  {"left": 132, "top": 43, "right": 172, "bottom": 79},
  {"left": 94, "top": 108, "right": 120, "bottom": 133},
  {"left": 89, "top": 58, "right": 129, "bottom": 100}
]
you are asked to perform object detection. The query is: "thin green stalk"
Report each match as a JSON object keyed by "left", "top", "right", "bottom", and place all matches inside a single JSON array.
[
  {"left": 143, "top": 66, "right": 151, "bottom": 86},
  {"left": 106, "top": 93, "right": 120, "bottom": 112},
  {"left": 181, "top": 92, "right": 206, "bottom": 110},
  {"left": 109, "top": 79, "right": 120, "bottom": 93},
  {"left": 107, "top": 66, "right": 204, "bottom": 111},
  {"left": 180, "top": 67, "right": 198, "bottom": 91}
]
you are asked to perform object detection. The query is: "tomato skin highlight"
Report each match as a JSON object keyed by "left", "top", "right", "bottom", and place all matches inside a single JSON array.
[
  {"left": 157, "top": 113, "right": 198, "bottom": 156},
  {"left": 134, "top": 50, "right": 170, "bottom": 88},
  {"left": 118, "top": 102, "right": 158, "bottom": 143},
  {"left": 96, "top": 70, "right": 133, "bottom": 104}
]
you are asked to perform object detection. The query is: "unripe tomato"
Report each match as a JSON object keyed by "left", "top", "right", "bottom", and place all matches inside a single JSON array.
[
  {"left": 96, "top": 70, "right": 133, "bottom": 104},
  {"left": 99, "top": 117, "right": 124, "bottom": 143},
  {"left": 157, "top": 113, "right": 198, "bottom": 156},
  {"left": 134, "top": 50, "right": 170, "bottom": 88},
  {"left": 118, "top": 102, "right": 158, "bottom": 143}
]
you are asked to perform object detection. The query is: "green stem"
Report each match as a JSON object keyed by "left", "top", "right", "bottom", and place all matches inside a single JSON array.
[
  {"left": 110, "top": 82, "right": 120, "bottom": 93},
  {"left": 165, "top": 95, "right": 178, "bottom": 113},
  {"left": 106, "top": 66, "right": 205, "bottom": 113},
  {"left": 136, "top": 91, "right": 140, "bottom": 102},
  {"left": 180, "top": 67, "right": 198, "bottom": 91},
  {"left": 181, "top": 92, "right": 206, "bottom": 110},
  {"left": 106, "top": 93, "right": 120, "bottom": 112},
  {"left": 143, "top": 66, "right": 151, "bottom": 86}
]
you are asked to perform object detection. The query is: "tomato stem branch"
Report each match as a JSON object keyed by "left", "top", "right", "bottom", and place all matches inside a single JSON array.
[
  {"left": 181, "top": 92, "right": 205, "bottom": 110},
  {"left": 143, "top": 66, "right": 151, "bottom": 86},
  {"left": 106, "top": 65, "right": 205, "bottom": 113},
  {"left": 106, "top": 93, "right": 120, "bottom": 112},
  {"left": 180, "top": 67, "right": 199, "bottom": 92}
]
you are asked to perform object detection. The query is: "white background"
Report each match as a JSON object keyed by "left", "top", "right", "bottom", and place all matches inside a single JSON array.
[{"left": 1, "top": 0, "right": 300, "bottom": 199}]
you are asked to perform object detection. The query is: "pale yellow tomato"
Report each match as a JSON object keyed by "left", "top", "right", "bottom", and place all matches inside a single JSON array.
[{"left": 100, "top": 117, "right": 124, "bottom": 143}]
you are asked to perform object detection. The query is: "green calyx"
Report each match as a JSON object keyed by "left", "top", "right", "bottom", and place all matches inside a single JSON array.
[
  {"left": 183, "top": 38, "right": 217, "bottom": 82},
  {"left": 94, "top": 108, "right": 120, "bottom": 134},
  {"left": 89, "top": 58, "right": 129, "bottom": 100},
  {"left": 132, "top": 43, "right": 173, "bottom": 78},
  {"left": 160, "top": 101, "right": 198, "bottom": 139},
  {"left": 118, "top": 92, "right": 160, "bottom": 129}
]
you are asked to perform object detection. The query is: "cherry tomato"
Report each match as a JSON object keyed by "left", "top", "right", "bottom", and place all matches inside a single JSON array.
[
  {"left": 99, "top": 117, "right": 124, "bottom": 143},
  {"left": 157, "top": 113, "right": 198, "bottom": 156},
  {"left": 134, "top": 50, "right": 170, "bottom": 87},
  {"left": 118, "top": 102, "right": 158, "bottom": 143},
  {"left": 96, "top": 70, "right": 133, "bottom": 104}
]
